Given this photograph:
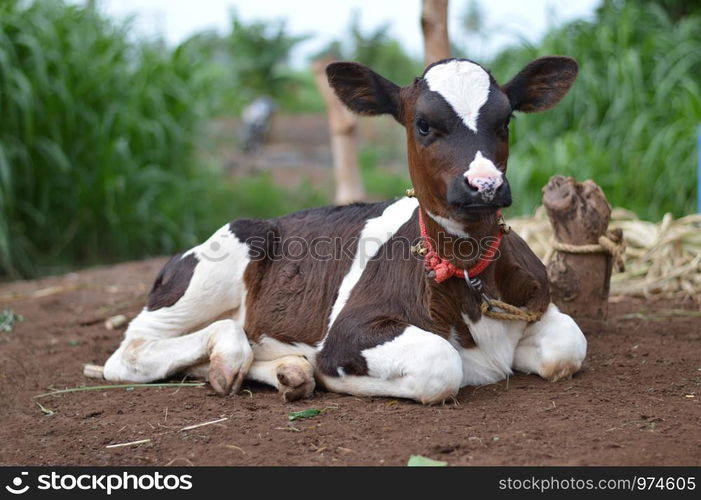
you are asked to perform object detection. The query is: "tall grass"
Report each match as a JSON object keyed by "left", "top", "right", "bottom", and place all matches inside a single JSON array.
[
  {"left": 184, "top": 14, "right": 314, "bottom": 115},
  {"left": 0, "top": 1, "right": 323, "bottom": 278},
  {"left": 490, "top": 3, "right": 701, "bottom": 219},
  {"left": 0, "top": 1, "right": 212, "bottom": 276}
]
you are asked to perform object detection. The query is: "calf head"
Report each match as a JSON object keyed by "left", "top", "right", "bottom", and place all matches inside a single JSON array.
[{"left": 327, "top": 57, "right": 578, "bottom": 233}]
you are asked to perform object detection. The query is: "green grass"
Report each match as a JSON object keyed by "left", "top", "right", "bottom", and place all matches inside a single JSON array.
[
  {"left": 489, "top": 2, "right": 701, "bottom": 219},
  {"left": 0, "top": 1, "right": 217, "bottom": 276},
  {"left": 227, "top": 173, "right": 328, "bottom": 219},
  {"left": 359, "top": 147, "right": 411, "bottom": 201},
  {"left": 0, "top": 308, "right": 23, "bottom": 332},
  {"left": 0, "top": 1, "right": 326, "bottom": 278},
  {"left": 277, "top": 69, "right": 326, "bottom": 114}
]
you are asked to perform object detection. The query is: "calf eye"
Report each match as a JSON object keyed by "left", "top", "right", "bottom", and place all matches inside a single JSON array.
[
  {"left": 499, "top": 114, "right": 514, "bottom": 137},
  {"left": 416, "top": 118, "right": 430, "bottom": 136}
]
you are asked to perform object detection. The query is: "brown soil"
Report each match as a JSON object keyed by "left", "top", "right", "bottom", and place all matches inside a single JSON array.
[{"left": 1, "top": 258, "right": 699, "bottom": 466}]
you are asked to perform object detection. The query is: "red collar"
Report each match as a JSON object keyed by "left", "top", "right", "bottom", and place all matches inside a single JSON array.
[{"left": 419, "top": 209, "right": 503, "bottom": 283}]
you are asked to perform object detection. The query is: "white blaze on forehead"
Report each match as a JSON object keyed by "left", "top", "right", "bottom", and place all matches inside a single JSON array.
[
  {"left": 424, "top": 60, "right": 491, "bottom": 133},
  {"left": 465, "top": 151, "right": 503, "bottom": 201}
]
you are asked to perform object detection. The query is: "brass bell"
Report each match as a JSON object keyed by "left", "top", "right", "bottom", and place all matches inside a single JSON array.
[
  {"left": 497, "top": 214, "right": 511, "bottom": 234},
  {"left": 410, "top": 243, "right": 427, "bottom": 256}
]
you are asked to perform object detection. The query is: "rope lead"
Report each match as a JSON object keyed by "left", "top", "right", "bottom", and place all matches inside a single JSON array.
[
  {"left": 480, "top": 299, "right": 544, "bottom": 323},
  {"left": 546, "top": 230, "right": 626, "bottom": 272}
]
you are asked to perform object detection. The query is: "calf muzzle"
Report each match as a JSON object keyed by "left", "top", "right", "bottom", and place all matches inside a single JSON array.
[{"left": 447, "top": 174, "right": 512, "bottom": 214}]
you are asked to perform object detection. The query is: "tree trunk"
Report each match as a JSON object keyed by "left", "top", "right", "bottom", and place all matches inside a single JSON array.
[
  {"left": 312, "top": 57, "right": 365, "bottom": 205},
  {"left": 543, "top": 175, "right": 617, "bottom": 322},
  {"left": 421, "top": 0, "right": 451, "bottom": 66}
]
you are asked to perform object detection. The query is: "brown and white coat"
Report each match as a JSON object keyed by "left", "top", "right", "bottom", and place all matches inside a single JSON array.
[{"left": 101, "top": 57, "right": 587, "bottom": 404}]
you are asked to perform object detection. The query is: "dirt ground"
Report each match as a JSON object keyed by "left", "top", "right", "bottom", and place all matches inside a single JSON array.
[{"left": 0, "top": 258, "right": 699, "bottom": 466}]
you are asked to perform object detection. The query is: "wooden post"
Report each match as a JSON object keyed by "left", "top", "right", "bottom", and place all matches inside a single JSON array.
[
  {"left": 543, "top": 175, "right": 619, "bottom": 322},
  {"left": 312, "top": 57, "right": 365, "bottom": 205},
  {"left": 421, "top": 0, "right": 451, "bottom": 66}
]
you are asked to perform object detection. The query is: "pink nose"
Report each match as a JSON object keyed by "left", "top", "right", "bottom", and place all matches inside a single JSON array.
[
  {"left": 465, "top": 153, "right": 503, "bottom": 194},
  {"left": 467, "top": 173, "right": 503, "bottom": 192}
]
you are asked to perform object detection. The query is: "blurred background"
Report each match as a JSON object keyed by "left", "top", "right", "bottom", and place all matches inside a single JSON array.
[{"left": 1, "top": 0, "right": 699, "bottom": 278}]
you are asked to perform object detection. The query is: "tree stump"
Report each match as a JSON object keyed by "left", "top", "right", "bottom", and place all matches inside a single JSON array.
[{"left": 543, "top": 175, "right": 621, "bottom": 322}]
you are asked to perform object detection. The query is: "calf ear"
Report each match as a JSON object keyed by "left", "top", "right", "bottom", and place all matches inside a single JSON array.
[
  {"left": 326, "top": 62, "right": 402, "bottom": 122},
  {"left": 502, "top": 56, "right": 578, "bottom": 113}
]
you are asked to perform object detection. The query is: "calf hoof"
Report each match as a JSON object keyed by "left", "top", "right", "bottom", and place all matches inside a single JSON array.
[
  {"left": 209, "top": 354, "right": 247, "bottom": 396},
  {"left": 206, "top": 320, "right": 253, "bottom": 396},
  {"left": 421, "top": 388, "right": 459, "bottom": 406},
  {"left": 541, "top": 359, "right": 582, "bottom": 382},
  {"left": 276, "top": 357, "right": 315, "bottom": 402}
]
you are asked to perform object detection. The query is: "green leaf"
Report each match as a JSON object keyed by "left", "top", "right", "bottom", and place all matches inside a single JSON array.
[
  {"left": 0, "top": 308, "right": 23, "bottom": 332},
  {"left": 36, "top": 401, "right": 54, "bottom": 416},
  {"left": 407, "top": 455, "right": 448, "bottom": 467},
  {"left": 287, "top": 408, "right": 322, "bottom": 421}
]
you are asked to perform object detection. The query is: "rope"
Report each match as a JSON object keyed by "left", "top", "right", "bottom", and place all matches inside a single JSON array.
[
  {"left": 546, "top": 231, "right": 626, "bottom": 272},
  {"left": 418, "top": 209, "right": 503, "bottom": 283},
  {"left": 480, "top": 299, "right": 544, "bottom": 323},
  {"left": 404, "top": 188, "right": 554, "bottom": 323}
]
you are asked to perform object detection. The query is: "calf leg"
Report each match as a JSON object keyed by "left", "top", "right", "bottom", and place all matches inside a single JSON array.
[
  {"left": 103, "top": 319, "right": 253, "bottom": 395},
  {"left": 102, "top": 223, "right": 255, "bottom": 393},
  {"left": 117, "top": 222, "right": 252, "bottom": 341},
  {"left": 318, "top": 325, "right": 463, "bottom": 404},
  {"left": 247, "top": 356, "right": 315, "bottom": 402},
  {"left": 456, "top": 314, "right": 526, "bottom": 387},
  {"left": 513, "top": 303, "right": 587, "bottom": 381}
]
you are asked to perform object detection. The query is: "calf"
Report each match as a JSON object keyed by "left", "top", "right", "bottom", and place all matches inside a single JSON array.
[{"left": 100, "top": 57, "right": 586, "bottom": 404}]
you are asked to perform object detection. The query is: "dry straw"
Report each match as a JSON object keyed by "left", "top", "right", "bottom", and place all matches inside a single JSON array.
[{"left": 509, "top": 208, "right": 701, "bottom": 302}]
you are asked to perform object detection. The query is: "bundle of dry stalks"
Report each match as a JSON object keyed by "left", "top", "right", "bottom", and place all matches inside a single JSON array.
[{"left": 509, "top": 207, "right": 701, "bottom": 302}]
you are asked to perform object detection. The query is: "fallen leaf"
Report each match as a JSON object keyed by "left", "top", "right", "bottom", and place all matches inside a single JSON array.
[
  {"left": 288, "top": 408, "right": 322, "bottom": 421},
  {"left": 407, "top": 455, "right": 448, "bottom": 467},
  {"left": 0, "top": 308, "right": 23, "bottom": 332},
  {"left": 36, "top": 402, "right": 54, "bottom": 416}
]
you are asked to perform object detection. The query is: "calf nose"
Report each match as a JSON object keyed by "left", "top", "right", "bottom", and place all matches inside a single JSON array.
[{"left": 464, "top": 152, "right": 503, "bottom": 201}]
